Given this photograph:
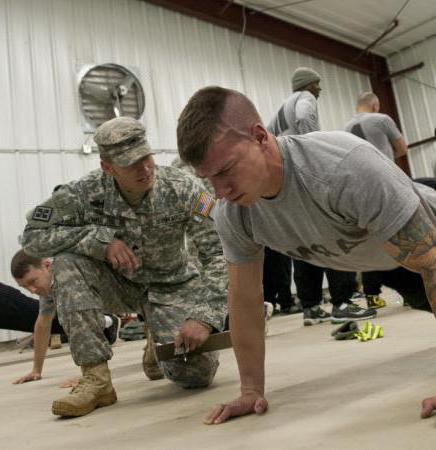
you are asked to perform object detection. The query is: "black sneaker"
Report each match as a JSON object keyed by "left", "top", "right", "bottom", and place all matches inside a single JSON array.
[
  {"left": 331, "top": 303, "right": 376, "bottom": 324},
  {"left": 281, "top": 302, "right": 303, "bottom": 315},
  {"left": 104, "top": 314, "right": 120, "bottom": 345},
  {"left": 277, "top": 294, "right": 302, "bottom": 315},
  {"left": 303, "top": 306, "right": 331, "bottom": 326}
]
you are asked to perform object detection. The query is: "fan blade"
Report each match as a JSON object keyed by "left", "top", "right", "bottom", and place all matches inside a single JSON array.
[
  {"left": 113, "top": 92, "right": 122, "bottom": 117},
  {"left": 81, "top": 82, "right": 113, "bottom": 103},
  {"left": 117, "top": 74, "right": 136, "bottom": 97}
]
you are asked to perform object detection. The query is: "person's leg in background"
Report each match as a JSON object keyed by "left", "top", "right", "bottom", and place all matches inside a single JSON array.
[
  {"left": 294, "top": 260, "right": 330, "bottom": 326},
  {"left": 0, "top": 282, "right": 118, "bottom": 344},
  {"left": 362, "top": 271, "right": 387, "bottom": 309},
  {"left": 343, "top": 272, "right": 363, "bottom": 299},
  {"left": 380, "top": 267, "right": 431, "bottom": 312},
  {"left": 263, "top": 248, "right": 300, "bottom": 314},
  {"left": 0, "top": 282, "right": 42, "bottom": 332},
  {"left": 326, "top": 269, "right": 354, "bottom": 307},
  {"left": 276, "top": 256, "right": 301, "bottom": 314},
  {"left": 327, "top": 269, "right": 377, "bottom": 323},
  {"left": 263, "top": 247, "right": 278, "bottom": 307}
]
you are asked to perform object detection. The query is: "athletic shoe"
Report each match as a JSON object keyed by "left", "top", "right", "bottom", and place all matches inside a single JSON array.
[
  {"left": 281, "top": 303, "right": 303, "bottom": 315},
  {"left": 331, "top": 303, "right": 376, "bottom": 324},
  {"left": 280, "top": 297, "right": 303, "bottom": 315},
  {"left": 264, "top": 302, "right": 274, "bottom": 336},
  {"left": 104, "top": 314, "right": 120, "bottom": 345},
  {"left": 350, "top": 291, "right": 365, "bottom": 301},
  {"left": 264, "top": 302, "right": 274, "bottom": 320},
  {"left": 366, "top": 295, "right": 387, "bottom": 309},
  {"left": 303, "top": 306, "right": 331, "bottom": 326}
]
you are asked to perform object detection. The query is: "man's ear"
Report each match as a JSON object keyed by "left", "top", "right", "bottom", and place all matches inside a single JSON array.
[
  {"left": 101, "top": 159, "right": 113, "bottom": 175},
  {"left": 42, "top": 259, "right": 51, "bottom": 271},
  {"left": 252, "top": 123, "right": 268, "bottom": 145}
]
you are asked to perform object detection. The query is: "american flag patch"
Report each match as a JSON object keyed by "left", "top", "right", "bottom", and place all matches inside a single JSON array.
[{"left": 192, "top": 192, "right": 215, "bottom": 221}]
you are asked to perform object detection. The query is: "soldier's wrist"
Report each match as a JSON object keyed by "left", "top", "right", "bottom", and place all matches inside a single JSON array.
[{"left": 192, "top": 319, "right": 213, "bottom": 333}]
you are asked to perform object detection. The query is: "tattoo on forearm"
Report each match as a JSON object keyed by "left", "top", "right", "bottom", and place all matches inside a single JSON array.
[
  {"left": 388, "top": 205, "right": 436, "bottom": 264},
  {"left": 388, "top": 204, "right": 436, "bottom": 314}
]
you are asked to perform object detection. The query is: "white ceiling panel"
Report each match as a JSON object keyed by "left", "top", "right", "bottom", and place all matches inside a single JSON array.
[{"left": 236, "top": 0, "right": 436, "bottom": 55}]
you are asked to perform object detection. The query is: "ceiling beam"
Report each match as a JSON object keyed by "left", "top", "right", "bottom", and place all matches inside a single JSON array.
[{"left": 382, "top": 62, "right": 424, "bottom": 82}]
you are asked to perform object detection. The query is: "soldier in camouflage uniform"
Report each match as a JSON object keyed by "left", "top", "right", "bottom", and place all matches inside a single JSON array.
[{"left": 21, "top": 116, "right": 227, "bottom": 418}]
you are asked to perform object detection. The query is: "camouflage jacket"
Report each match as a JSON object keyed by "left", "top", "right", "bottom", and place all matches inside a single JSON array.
[{"left": 22, "top": 166, "right": 227, "bottom": 329}]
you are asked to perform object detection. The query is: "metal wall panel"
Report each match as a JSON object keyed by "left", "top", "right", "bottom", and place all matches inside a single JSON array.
[
  {"left": 0, "top": 0, "right": 370, "bottom": 152},
  {"left": 0, "top": 0, "right": 370, "bottom": 339},
  {"left": 388, "top": 36, "right": 436, "bottom": 177}
]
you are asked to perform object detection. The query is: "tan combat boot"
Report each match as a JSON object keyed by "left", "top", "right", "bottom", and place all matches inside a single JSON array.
[
  {"left": 143, "top": 328, "right": 164, "bottom": 380},
  {"left": 52, "top": 362, "right": 117, "bottom": 417}
]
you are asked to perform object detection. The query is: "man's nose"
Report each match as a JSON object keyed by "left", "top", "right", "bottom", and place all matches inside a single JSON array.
[{"left": 139, "top": 160, "right": 151, "bottom": 172}]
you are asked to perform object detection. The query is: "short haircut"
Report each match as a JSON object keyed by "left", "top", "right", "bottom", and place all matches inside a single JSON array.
[
  {"left": 357, "top": 92, "right": 379, "bottom": 108},
  {"left": 10, "top": 249, "right": 43, "bottom": 279},
  {"left": 177, "top": 86, "right": 262, "bottom": 166}
]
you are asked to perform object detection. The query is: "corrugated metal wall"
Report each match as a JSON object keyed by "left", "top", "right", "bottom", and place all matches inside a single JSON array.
[
  {"left": 0, "top": 0, "right": 370, "bottom": 339},
  {"left": 388, "top": 36, "right": 436, "bottom": 178}
]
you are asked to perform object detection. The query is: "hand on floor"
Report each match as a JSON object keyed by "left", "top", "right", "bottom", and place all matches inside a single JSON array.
[
  {"left": 13, "top": 371, "right": 41, "bottom": 384},
  {"left": 421, "top": 396, "right": 436, "bottom": 418},
  {"left": 203, "top": 393, "right": 268, "bottom": 425}
]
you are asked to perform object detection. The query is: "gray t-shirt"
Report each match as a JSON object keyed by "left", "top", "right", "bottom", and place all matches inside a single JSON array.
[
  {"left": 215, "top": 131, "right": 424, "bottom": 271},
  {"left": 267, "top": 91, "right": 320, "bottom": 136},
  {"left": 344, "top": 113, "right": 402, "bottom": 160}
]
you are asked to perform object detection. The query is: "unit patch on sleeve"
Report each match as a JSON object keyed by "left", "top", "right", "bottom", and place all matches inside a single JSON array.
[
  {"left": 32, "top": 206, "right": 53, "bottom": 222},
  {"left": 192, "top": 192, "right": 215, "bottom": 222}
]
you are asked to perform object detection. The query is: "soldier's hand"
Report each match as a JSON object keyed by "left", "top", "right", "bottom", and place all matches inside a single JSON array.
[
  {"left": 13, "top": 371, "right": 42, "bottom": 384},
  {"left": 175, "top": 319, "right": 211, "bottom": 352},
  {"left": 421, "top": 396, "right": 436, "bottom": 418},
  {"left": 105, "top": 239, "right": 139, "bottom": 273},
  {"left": 204, "top": 392, "right": 268, "bottom": 425}
]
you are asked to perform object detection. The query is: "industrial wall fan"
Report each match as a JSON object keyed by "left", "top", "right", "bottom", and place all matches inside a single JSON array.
[{"left": 78, "top": 63, "right": 145, "bottom": 133}]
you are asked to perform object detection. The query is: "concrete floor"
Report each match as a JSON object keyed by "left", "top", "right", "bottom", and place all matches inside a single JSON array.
[{"left": 2, "top": 290, "right": 436, "bottom": 450}]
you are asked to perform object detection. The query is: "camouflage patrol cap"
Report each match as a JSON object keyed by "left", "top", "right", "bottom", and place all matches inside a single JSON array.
[{"left": 94, "top": 117, "right": 153, "bottom": 167}]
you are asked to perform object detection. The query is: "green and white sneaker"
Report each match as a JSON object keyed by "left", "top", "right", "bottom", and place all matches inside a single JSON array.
[{"left": 331, "top": 303, "right": 376, "bottom": 324}]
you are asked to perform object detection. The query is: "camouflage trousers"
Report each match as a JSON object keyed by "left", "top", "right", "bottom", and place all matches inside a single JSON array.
[{"left": 53, "top": 254, "right": 219, "bottom": 389}]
